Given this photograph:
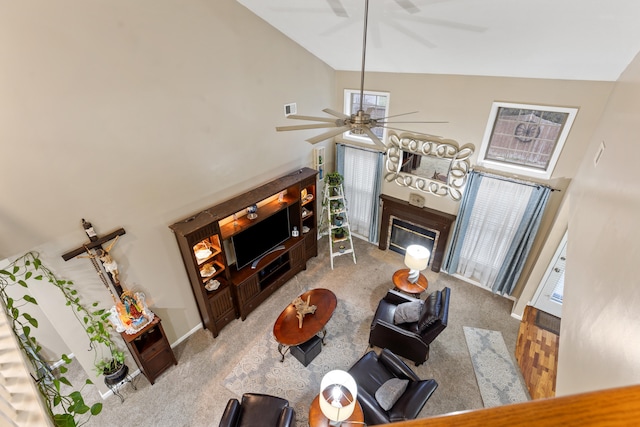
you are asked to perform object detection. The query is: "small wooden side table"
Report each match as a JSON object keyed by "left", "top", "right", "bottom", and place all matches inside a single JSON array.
[
  {"left": 120, "top": 316, "right": 177, "bottom": 385},
  {"left": 392, "top": 268, "right": 428, "bottom": 297},
  {"left": 308, "top": 394, "right": 364, "bottom": 427}
]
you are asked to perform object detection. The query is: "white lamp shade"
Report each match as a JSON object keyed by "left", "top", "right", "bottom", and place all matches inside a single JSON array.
[
  {"left": 404, "top": 245, "right": 430, "bottom": 271},
  {"left": 319, "top": 370, "right": 358, "bottom": 423}
]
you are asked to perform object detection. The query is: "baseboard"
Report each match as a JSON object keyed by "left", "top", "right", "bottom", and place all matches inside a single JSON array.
[
  {"left": 97, "top": 323, "right": 202, "bottom": 399},
  {"left": 51, "top": 353, "right": 75, "bottom": 369},
  {"left": 171, "top": 323, "right": 203, "bottom": 349},
  {"left": 98, "top": 367, "right": 142, "bottom": 399}
]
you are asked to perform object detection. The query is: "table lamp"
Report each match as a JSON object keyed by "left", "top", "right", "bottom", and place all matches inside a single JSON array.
[
  {"left": 404, "top": 244, "right": 430, "bottom": 283},
  {"left": 319, "top": 370, "right": 358, "bottom": 426}
]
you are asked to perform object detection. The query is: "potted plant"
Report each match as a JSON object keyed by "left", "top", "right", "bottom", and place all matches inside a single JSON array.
[
  {"left": 330, "top": 200, "right": 344, "bottom": 213},
  {"left": 96, "top": 350, "right": 126, "bottom": 384},
  {"left": 325, "top": 171, "right": 343, "bottom": 187},
  {"left": 333, "top": 227, "right": 347, "bottom": 241},
  {"left": 333, "top": 215, "right": 344, "bottom": 226}
]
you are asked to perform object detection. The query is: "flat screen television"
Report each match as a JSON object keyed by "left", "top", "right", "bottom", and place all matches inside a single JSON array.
[{"left": 232, "top": 208, "right": 291, "bottom": 270}]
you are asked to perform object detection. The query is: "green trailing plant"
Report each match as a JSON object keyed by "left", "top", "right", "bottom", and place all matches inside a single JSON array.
[
  {"left": 332, "top": 227, "right": 348, "bottom": 240},
  {"left": 0, "top": 251, "right": 125, "bottom": 426},
  {"left": 325, "top": 171, "right": 343, "bottom": 187}
]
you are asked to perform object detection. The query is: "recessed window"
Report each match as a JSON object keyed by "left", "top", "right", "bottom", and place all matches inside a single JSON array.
[
  {"left": 478, "top": 102, "right": 578, "bottom": 179},
  {"left": 343, "top": 89, "right": 390, "bottom": 144}
]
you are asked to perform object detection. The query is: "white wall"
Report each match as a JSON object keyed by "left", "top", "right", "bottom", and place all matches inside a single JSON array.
[
  {"left": 556, "top": 51, "right": 640, "bottom": 395},
  {"left": 0, "top": 258, "right": 71, "bottom": 363}
]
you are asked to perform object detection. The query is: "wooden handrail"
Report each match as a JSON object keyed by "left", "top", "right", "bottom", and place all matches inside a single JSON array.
[{"left": 391, "top": 384, "right": 640, "bottom": 426}]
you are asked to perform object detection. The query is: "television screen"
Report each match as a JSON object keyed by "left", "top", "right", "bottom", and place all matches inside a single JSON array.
[{"left": 232, "top": 208, "right": 291, "bottom": 269}]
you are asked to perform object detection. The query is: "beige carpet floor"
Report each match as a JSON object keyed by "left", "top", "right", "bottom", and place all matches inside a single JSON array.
[{"left": 70, "top": 236, "right": 524, "bottom": 427}]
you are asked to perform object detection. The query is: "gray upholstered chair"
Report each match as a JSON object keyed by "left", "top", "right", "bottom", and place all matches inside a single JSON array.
[
  {"left": 348, "top": 348, "right": 438, "bottom": 425},
  {"left": 368, "top": 287, "right": 450, "bottom": 365},
  {"left": 218, "top": 393, "right": 296, "bottom": 427}
]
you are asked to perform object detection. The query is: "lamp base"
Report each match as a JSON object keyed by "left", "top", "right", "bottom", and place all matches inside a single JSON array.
[{"left": 407, "top": 268, "right": 419, "bottom": 283}]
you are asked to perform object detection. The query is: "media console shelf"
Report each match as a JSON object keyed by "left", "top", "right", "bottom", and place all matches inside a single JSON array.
[{"left": 169, "top": 167, "right": 317, "bottom": 337}]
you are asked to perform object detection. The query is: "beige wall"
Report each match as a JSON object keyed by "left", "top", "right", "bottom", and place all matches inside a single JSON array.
[
  {"left": 0, "top": 0, "right": 335, "bottom": 382},
  {"left": 556, "top": 51, "right": 640, "bottom": 395},
  {"left": 335, "top": 71, "right": 612, "bottom": 299},
  {"left": 2, "top": 0, "right": 636, "bottom": 399}
]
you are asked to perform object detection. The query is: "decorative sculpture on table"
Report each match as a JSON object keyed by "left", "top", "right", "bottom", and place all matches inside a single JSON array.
[{"left": 293, "top": 295, "right": 316, "bottom": 328}]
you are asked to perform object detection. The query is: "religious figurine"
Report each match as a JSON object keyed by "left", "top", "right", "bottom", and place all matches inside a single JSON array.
[
  {"left": 79, "top": 235, "right": 121, "bottom": 285},
  {"left": 110, "top": 291, "right": 154, "bottom": 334}
]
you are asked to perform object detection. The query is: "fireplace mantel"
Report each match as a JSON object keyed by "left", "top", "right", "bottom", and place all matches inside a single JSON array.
[{"left": 379, "top": 194, "right": 456, "bottom": 272}]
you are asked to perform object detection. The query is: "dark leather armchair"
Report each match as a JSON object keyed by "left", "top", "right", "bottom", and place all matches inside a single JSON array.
[
  {"left": 348, "top": 348, "right": 438, "bottom": 425},
  {"left": 369, "top": 287, "right": 450, "bottom": 366},
  {"left": 218, "top": 393, "right": 296, "bottom": 427}
]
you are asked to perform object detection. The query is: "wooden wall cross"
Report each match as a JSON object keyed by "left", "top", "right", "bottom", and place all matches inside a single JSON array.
[{"left": 61, "top": 223, "right": 126, "bottom": 298}]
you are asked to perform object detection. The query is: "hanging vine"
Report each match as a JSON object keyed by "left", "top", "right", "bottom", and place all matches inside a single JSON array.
[{"left": 0, "top": 251, "right": 125, "bottom": 426}]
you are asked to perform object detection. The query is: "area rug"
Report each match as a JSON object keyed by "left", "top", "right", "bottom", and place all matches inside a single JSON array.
[
  {"left": 463, "top": 326, "right": 529, "bottom": 408},
  {"left": 535, "top": 310, "right": 561, "bottom": 335},
  {"left": 223, "top": 296, "right": 370, "bottom": 426}
]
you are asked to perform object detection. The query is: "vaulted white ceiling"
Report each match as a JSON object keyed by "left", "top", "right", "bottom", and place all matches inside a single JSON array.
[{"left": 237, "top": 0, "right": 640, "bottom": 81}]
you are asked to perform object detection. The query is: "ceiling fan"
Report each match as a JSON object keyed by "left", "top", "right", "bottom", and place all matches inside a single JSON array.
[
  {"left": 276, "top": 0, "right": 446, "bottom": 149},
  {"left": 326, "top": 0, "right": 419, "bottom": 17}
]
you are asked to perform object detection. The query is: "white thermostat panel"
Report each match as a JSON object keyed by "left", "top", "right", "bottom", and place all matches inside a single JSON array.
[{"left": 408, "top": 193, "right": 425, "bottom": 208}]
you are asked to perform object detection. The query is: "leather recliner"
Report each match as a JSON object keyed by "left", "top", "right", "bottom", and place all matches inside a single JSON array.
[
  {"left": 218, "top": 393, "right": 296, "bottom": 427},
  {"left": 348, "top": 348, "right": 438, "bottom": 425},
  {"left": 369, "top": 287, "right": 451, "bottom": 366}
]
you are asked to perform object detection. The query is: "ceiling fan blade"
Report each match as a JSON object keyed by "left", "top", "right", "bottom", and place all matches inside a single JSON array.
[
  {"left": 378, "top": 111, "right": 419, "bottom": 120},
  {"left": 286, "top": 115, "right": 342, "bottom": 123},
  {"left": 363, "top": 127, "right": 386, "bottom": 149},
  {"left": 401, "top": 15, "right": 487, "bottom": 33},
  {"left": 306, "top": 126, "right": 351, "bottom": 144},
  {"left": 322, "top": 108, "right": 350, "bottom": 119},
  {"left": 276, "top": 123, "right": 338, "bottom": 131},
  {"left": 378, "top": 120, "right": 449, "bottom": 124},
  {"left": 394, "top": 0, "right": 419, "bottom": 14},
  {"left": 326, "top": 0, "right": 348, "bottom": 17},
  {"left": 387, "top": 20, "right": 437, "bottom": 49}
]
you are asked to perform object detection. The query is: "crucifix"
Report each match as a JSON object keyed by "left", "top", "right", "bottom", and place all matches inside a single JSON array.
[{"left": 61, "top": 220, "right": 127, "bottom": 299}]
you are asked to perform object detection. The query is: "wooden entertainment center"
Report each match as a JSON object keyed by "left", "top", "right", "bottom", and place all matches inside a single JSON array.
[{"left": 169, "top": 168, "right": 318, "bottom": 337}]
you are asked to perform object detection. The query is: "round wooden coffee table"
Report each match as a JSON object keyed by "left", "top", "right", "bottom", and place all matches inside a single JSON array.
[
  {"left": 273, "top": 288, "right": 337, "bottom": 362},
  {"left": 393, "top": 268, "right": 428, "bottom": 297},
  {"left": 308, "top": 394, "right": 364, "bottom": 427}
]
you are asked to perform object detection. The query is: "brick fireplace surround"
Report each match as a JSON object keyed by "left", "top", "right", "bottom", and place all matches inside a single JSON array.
[{"left": 378, "top": 194, "right": 456, "bottom": 272}]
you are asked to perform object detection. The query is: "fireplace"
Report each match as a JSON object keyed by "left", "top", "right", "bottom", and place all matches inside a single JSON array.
[
  {"left": 389, "top": 218, "right": 437, "bottom": 267},
  {"left": 379, "top": 194, "right": 456, "bottom": 272}
]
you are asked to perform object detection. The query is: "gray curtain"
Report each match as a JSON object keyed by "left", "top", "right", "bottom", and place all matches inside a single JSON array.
[
  {"left": 492, "top": 184, "right": 551, "bottom": 295},
  {"left": 336, "top": 143, "right": 345, "bottom": 177},
  {"left": 369, "top": 152, "right": 384, "bottom": 243},
  {"left": 443, "top": 170, "right": 551, "bottom": 296},
  {"left": 443, "top": 170, "right": 483, "bottom": 274}
]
